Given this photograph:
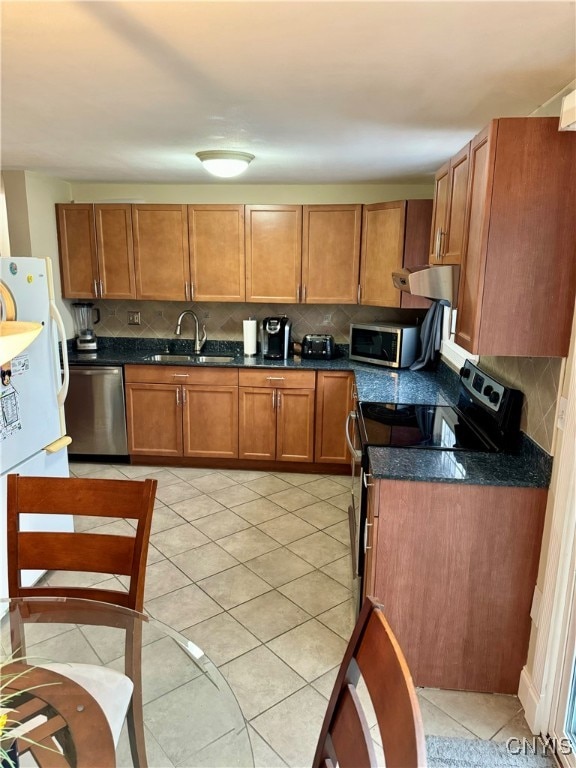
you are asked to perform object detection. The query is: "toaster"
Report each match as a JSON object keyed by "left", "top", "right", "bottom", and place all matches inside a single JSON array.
[{"left": 301, "top": 334, "right": 336, "bottom": 359}]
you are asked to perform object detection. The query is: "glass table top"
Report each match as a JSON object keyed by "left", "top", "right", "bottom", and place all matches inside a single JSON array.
[{"left": 0, "top": 597, "right": 253, "bottom": 767}]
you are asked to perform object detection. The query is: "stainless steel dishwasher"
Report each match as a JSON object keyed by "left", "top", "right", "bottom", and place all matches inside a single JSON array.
[{"left": 65, "top": 366, "right": 128, "bottom": 455}]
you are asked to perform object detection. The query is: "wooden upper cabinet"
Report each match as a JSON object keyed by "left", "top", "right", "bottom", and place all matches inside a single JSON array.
[
  {"left": 360, "top": 202, "right": 405, "bottom": 307},
  {"left": 428, "top": 162, "right": 449, "bottom": 263},
  {"left": 189, "top": 205, "right": 245, "bottom": 302},
  {"left": 94, "top": 204, "right": 136, "bottom": 299},
  {"left": 302, "top": 205, "right": 361, "bottom": 303},
  {"left": 245, "top": 205, "right": 302, "bottom": 302},
  {"left": 360, "top": 200, "right": 432, "bottom": 309},
  {"left": 57, "top": 203, "right": 136, "bottom": 299},
  {"left": 429, "top": 145, "right": 470, "bottom": 265},
  {"left": 455, "top": 117, "right": 576, "bottom": 357},
  {"left": 132, "top": 205, "right": 190, "bottom": 301},
  {"left": 442, "top": 144, "right": 470, "bottom": 265},
  {"left": 454, "top": 125, "right": 494, "bottom": 352},
  {"left": 56, "top": 204, "right": 99, "bottom": 299}
]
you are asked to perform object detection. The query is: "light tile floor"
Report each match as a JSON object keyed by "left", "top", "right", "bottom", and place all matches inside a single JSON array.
[{"left": 61, "top": 461, "right": 533, "bottom": 767}]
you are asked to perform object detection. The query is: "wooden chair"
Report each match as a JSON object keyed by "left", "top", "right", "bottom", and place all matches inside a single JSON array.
[
  {"left": 313, "top": 597, "right": 427, "bottom": 768},
  {"left": 7, "top": 473, "right": 158, "bottom": 768}
]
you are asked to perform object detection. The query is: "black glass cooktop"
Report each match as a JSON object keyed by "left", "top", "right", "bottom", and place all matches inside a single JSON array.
[{"left": 358, "top": 402, "right": 497, "bottom": 452}]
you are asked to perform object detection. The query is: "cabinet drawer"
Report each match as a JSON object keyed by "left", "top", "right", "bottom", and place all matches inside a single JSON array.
[
  {"left": 125, "top": 364, "right": 238, "bottom": 385},
  {"left": 238, "top": 369, "right": 316, "bottom": 389}
]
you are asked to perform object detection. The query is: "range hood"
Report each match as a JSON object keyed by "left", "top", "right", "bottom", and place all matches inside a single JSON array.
[{"left": 392, "top": 264, "right": 460, "bottom": 306}]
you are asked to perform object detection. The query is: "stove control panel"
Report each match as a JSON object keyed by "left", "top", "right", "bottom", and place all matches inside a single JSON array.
[{"left": 460, "top": 361, "right": 506, "bottom": 413}]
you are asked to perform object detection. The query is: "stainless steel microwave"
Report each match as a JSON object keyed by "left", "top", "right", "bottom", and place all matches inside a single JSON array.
[{"left": 348, "top": 323, "right": 419, "bottom": 368}]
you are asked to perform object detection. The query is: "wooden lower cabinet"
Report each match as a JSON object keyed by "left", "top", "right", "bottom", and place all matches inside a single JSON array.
[
  {"left": 125, "top": 382, "right": 182, "bottom": 456},
  {"left": 238, "top": 369, "right": 315, "bottom": 462},
  {"left": 238, "top": 387, "right": 277, "bottom": 460},
  {"left": 315, "top": 371, "right": 354, "bottom": 463},
  {"left": 125, "top": 366, "right": 238, "bottom": 459},
  {"left": 363, "top": 476, "right": 547, "bottom": 694},
  {"left": 183, "top": 384, "right": 238, "bottom": 459},
  {"left": 276, "top": 388, "right": 315, "bottom": 462}
]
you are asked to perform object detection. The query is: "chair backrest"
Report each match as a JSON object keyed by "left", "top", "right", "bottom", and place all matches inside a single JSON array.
[
  {"left": 7, "top": 474, "right": 157, "bottom": 611},
  {"left": 313, "top": 597, "right": 427, "bottom": 768}
]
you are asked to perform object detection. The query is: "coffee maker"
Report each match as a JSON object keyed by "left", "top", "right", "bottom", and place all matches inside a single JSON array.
[
  {"left": 72, "top": 302, "right": 100, "bottom": 352},
  {"left": 261, "top": 316, "right": 292, "bottom": 360}
]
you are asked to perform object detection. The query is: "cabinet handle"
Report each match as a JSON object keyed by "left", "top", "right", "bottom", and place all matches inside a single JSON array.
[
  {"left": 345, "top": 411, "right": 362, "bottom": 461},
  {"left": 364, "top": 522, "right": 373, "bottom": 552},
  {"left": 191, "top": 282, "right": 195, "bottom": 300},
  {"left": 357, "top": 284, "right": 361, "bottom": 303},
  {"left": 272, "top": 391, "right": 276, "bottom": 409},
  {"left": 277, "top": 391, "right": 282, "bottom": 409},
  {"left": 93, "top": 279, "right": 99, "bottom": 298},
  {"left": 296, "top": 284, "right": 301, "bottom": 303},
  {"left": 172, "top": 373, "right": 189, "bottom": 377},
  {"left": 266, "top": 376, "right": 285, "bottom": 381},
  {"left": 99, "top": 279, "right": 104, "bottom": 297},
  {"left": 302, "top": 284, "right": 307, "bottom": 302},
  {"left": 363, "top": 471, "right": 374, "bottom": 488},
  {"left": 176, "top": 388, "right": 180, "bottom": 406},
  {"left": 182, "top": 388, "right": 187, "bottom": 404},
  {"left": 435, "top": 228, "right": 446, "bottom": 262}
]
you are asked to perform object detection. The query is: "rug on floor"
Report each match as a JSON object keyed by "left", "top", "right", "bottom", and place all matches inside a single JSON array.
[{"left": 425, "top": 736, "right": 558, "bottom": 768}]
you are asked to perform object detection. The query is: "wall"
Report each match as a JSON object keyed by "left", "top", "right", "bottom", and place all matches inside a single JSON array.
[
  {"left": 2, "top": 170, "right": 75, "bottom": 335},
  {"left": 68, "top": 182, "right": 434, "bottom": 204}
]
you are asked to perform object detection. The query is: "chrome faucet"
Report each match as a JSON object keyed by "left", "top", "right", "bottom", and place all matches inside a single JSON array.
[{"left": 174, "top": 309, "right": 207, "bottom": 354}]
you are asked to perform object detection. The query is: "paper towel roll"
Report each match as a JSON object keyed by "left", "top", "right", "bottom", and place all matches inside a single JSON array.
[{"left": 243, "top": 319, "right": 257, "bottom": 356}]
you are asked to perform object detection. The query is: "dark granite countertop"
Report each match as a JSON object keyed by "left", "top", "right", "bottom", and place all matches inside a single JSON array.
[
  {"left": 65, "top": 337, "right": 552, "bottom": 489},
  {"left": 367, "top": 434, "right": 552, "bottom": 488},
  {"left": 66, "top": 337, "right": 460, "bottom": 403}
]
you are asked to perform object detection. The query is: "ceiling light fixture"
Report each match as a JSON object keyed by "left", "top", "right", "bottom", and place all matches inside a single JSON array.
[{"left": 196, "top": 150, "right": 255, "bottom": 178}]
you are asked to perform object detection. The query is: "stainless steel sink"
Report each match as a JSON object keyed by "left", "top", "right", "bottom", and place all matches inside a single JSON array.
[
  {"left": 193, "top": 356, "right": 236, "bottom": 364},
  {"left": 143, "top": 354, "right": 236, "bottom": 364},
  {"left": 144, "top": 354, "right": 195, "bottom": 362}
]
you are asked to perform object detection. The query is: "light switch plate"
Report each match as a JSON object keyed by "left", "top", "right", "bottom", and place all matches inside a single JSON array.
[{"left": 128, "top": 311, "right": 141, "bottom": 325}]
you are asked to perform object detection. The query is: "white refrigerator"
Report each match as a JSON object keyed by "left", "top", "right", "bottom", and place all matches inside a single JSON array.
[{"left": 0, "top": 256, "right": 74, "bottom": 598}]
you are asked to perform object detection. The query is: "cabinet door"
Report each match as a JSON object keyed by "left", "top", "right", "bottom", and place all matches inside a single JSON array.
[
  {"left": 183, "top": 384, "right": 239, "bottom": 458},
  {"left": 400, "top": 200, "right": 433, "bottom": 310},
  {"left": 362, "top": 477, "right": 379, "bottom": 600},
  {"left": 442, "top": 143, "right": 470, "bottom": 265},
  {"left": 125, "top": 383, "right": 182, "bottom": 456},
  {"left": 189, "top": 205, "right": 245, "bottom": 301},
  {"left": 56, "top": 203, "right": 98, "bottom": 299},
  {"left": 454, "top": 124, "right": 496, "bottom": 352},
  {"left": 276, "top": 388, "right": 315, "bottom": 463},
  {"left": 315, "top": 371, "right": 354, "bottom": 463},
  {"left": 95, "top": 204, "right": 136, "bottom": 299},
  {"left": 302, "top": 205, "right": 361, "bottom": 303},
  {"left": 132, "top": 205, "right": 190, "bottom": 300},
  {"left": 359, "top": 202, "right": 405, "bottom": 307},
  {"left": 245, "top": 205, "right": 302, "bottom": 302},
  {"left": 428, "top": 162, "right": 450, "bottom": 263},
  {"left": 238, "top": 387, "right": 276, "bottom": 460}
]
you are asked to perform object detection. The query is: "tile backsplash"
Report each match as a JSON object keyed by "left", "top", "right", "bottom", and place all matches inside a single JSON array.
[
  {"left": 479, "top": 355, "right": 564, "bottom": 455},
  {"left": 86, "top": 300, "right": 428, "bottom": 344}
]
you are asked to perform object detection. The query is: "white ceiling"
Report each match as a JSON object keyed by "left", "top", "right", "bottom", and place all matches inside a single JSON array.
[{"left": 1, "top": 1, "right": 575, "bottom": 185}]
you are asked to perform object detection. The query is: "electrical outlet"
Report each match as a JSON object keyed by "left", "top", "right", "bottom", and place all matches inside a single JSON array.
[
  {"left": 127, "top": 311, "right": 141, "bottom": 326},
  {"left": 203, "top": 311, "right": 210, "bottom": 320},
  {"left": 322, "top": 313, "right": 332, "bottom": 325}
]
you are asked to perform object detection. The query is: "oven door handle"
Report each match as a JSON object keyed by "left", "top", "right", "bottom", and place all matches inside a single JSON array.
[{"left": 346, "top": 410, "right": 362, "bottom": 461}]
